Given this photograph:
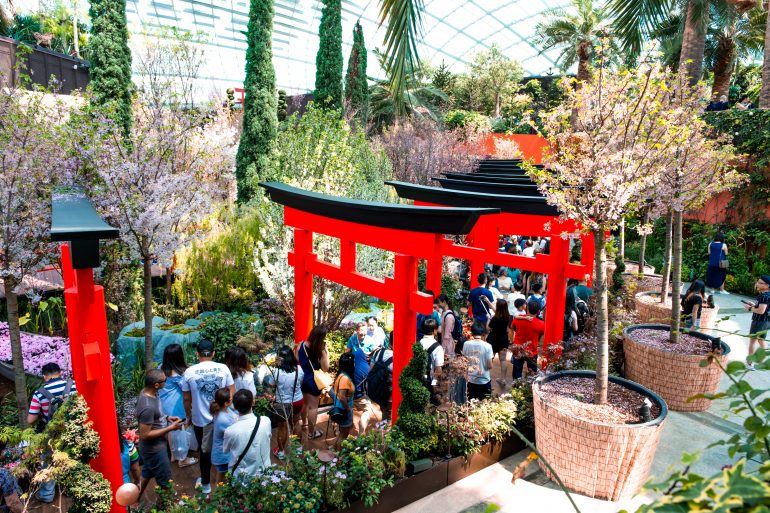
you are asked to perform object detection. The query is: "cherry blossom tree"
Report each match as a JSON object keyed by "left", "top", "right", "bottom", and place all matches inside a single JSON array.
[
  {"left": 82, "top": 104, "right": 237, "bottom": 369},
  {"left": 651, "top": 76, "right": 744, "bottom": 343},
  {"left": 0, "top": 85, "right": 77, "bottom": 425},
  {"left": 531, "top": 61, "right": 678, "bottom": 404}
]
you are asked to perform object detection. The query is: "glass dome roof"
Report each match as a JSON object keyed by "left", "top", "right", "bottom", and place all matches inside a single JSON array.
[
  {"left": 128, "top": 0, "right": 568, "bottom": 97},
  {"left": 18, "top": 0, "right": 568, "bottom": 97}
]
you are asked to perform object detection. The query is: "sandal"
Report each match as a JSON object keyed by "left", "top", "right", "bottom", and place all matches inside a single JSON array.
[
  {"left": 309, "top": 429, "right": 325, "bottom": 440},
  {"left": 178, "top": 457, "right": 198, "bottom": 468}
]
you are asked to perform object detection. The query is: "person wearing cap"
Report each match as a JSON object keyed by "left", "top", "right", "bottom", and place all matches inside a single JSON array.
[
  {"left": 744, "top": 275, "right": 770, "bottom": 370},
  {"left": 181, "top": 339, "right": 235, "bottom": 495}
]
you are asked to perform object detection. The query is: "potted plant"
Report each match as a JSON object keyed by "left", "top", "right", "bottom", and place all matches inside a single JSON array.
[
  {"left": 529, "top": 58, "right": 674, "bottom": 499},
  {"left": 623, "top": 73, "right": 744, "bottom": 412}
]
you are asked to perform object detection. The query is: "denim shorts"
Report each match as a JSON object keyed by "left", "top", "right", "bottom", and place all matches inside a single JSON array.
[
  {"left": 139, "top": 449, "right": 171, "bottom": 487},
  {"left": 214, "top": 463, "right": 229, "bottom": 473},
  {"left": 750, "top": 320, "right": 770, "bottom": 340}
]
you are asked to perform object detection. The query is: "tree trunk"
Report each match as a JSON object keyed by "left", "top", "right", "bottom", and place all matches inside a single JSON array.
[
  {"left": 576, "top": 41, "right": 592, "bottom": 83},
  {"left": 669, "top": 211, "right": 684, "bottom": 344},
  {"left": 620, "top": 219, "right": 625, "bottom": 260},
  {"left": 165, "top": 267, "right": 173, "bottom": 304},
  {"left": 711, "top": 35, "right": 735, "bottom": 98},
  {"left": 143, "top": 257, "right": 153, "bottom": 371},
  {"left": 760, "top": 5, "right": 770, "bottom": 108},
  {"left": 660, "top": 211, "right": 673, "bottom": 302},
  {"left": 494, "top": 92, "right": 501, "bottom": 118},
  {"left": 678, "top": 0, "right": 709, "bottom": 85},
  {"left": 4, "top": 279, "right": 28, "bottom": 427},
  {"left": 593, "top": 229, "right": 609, "bottom": 405},
  {"left": 638, "top": 210, "right": 649, "bottom": 274}
]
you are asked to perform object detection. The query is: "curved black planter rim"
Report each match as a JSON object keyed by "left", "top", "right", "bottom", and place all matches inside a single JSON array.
[
  {"left": 533, "top": 370, "right": 668, "bottom": 428},
  {"left": 624, "top": 323, "right": 731, "bottom": 356}
]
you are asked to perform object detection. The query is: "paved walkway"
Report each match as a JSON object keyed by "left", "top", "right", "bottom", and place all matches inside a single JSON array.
[{"left": 397, "top": 288, "right": 765, "bottom": 513}]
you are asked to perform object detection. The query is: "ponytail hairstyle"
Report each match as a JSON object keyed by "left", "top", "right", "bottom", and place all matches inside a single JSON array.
[{"left": 209, "top": 387, "right": 232, "bottom": 417}]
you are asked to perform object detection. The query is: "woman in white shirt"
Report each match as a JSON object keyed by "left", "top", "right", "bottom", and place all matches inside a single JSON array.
[
  {"left": 264, "top": 345, "right": 304, "bottom": 460},
  {"left": 224, "top": 346, "right": 257, "bottom": 396}
]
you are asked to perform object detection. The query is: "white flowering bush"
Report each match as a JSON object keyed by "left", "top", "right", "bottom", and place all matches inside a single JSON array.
[{"left": 255, "top": 105, "right": 393, "bottom": 332}]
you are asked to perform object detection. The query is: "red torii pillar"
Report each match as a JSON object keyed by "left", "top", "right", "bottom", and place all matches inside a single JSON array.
[{"left": 60, "top": 244, "right": 125, "bottom": 513}]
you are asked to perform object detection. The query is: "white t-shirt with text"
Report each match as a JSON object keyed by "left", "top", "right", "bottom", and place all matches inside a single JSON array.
[{"left": 181, "top": 361, "right": 234, "bottom": 427}]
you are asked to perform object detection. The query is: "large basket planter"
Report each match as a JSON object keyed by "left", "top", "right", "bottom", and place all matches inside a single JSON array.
[
  {"left": 623, "top": 324, "right": 730, "bottom": 412},
  {"left": 633, "top": 291, "right": 720, "bottom": 333},
  {"left": 532, "top": 371, "right": 667, "bottom": 501}
]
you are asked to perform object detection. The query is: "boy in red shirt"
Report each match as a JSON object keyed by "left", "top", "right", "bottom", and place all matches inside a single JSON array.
[{"left": 510, "top": 301, "right": 545, "bottom": 379}]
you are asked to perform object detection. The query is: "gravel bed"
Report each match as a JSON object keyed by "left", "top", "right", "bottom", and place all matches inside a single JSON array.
[
  {"left": 628, "top": 328, "right": 713, "bottom": 356},
  {"left": 539, "top": 376, "right": 661, "bottom": 424}
]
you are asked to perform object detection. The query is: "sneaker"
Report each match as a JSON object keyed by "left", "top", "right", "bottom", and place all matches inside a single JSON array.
[
  {"left": 273, "top": 447, "right": 286, "bottom": 460},
  {"left": 747, "top": 362, "right": 755, "bottom": 371},
  {"left": 194, "top": 478, "right": 211, "bottom": 495}
]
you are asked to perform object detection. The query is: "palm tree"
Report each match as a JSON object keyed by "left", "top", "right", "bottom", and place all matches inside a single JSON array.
[
  {"left": 378, "top": 0, "right": 425, "bottom": 116},
  {"left": 652, "top": 5, "right": 765, "bottom": 96},
  {"left": 707, "top": 5, "right": 765, "bottom": 97},
  {"left": 535, "top": 0, "right": 611, "bottom": 82},
  {"left": 368, "top": 50, "right": 447, "bottom": 130},
  {"left": 611, "top": 0, "right": 707, "bottom": 84}
]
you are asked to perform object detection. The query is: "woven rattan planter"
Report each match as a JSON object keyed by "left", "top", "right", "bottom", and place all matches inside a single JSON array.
[
  {"left": 623, "top": 324, "right": 729, "bottom": 412},
  {"left": 532, "top": 371, "right": 667, "bottom": 501},
  {"left": 633, "top": 291, "right": 720, "bottom": 333}
]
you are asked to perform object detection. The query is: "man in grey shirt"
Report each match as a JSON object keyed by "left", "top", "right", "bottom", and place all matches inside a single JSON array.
[{"left": 137, "top": 369, "right": 183, "bottom": 502}]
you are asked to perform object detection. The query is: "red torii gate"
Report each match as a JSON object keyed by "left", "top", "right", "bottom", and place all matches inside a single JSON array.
[{"left": 261, "top": 182, "right": 594, "bottom": 418}]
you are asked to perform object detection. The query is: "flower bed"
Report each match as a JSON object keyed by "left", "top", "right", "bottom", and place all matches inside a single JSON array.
[
  {"left": 623, "top": 324, "right": 729, "bottom": 411},
  {"left": 533, "top": 370, "right": 667, "bottom": 501},
  {"left": 633, "top": 291, "right": 720, "bottom": 332},
  {"left": 0, "top": 322, "right": 71, "bottom": 376}
]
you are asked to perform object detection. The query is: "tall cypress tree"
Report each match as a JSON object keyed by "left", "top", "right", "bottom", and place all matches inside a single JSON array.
[
  {"left": 235, "top": 0, "right": 278, "bottom": 203},
  {"left": 88, "top": 0, "right": 133, "bottom": 137},
  {"left": 314, "top": 0, "right": 343, "bottom": 109},
  {"left": 344, "top": 21, "right": 368, "bottom": 123}
]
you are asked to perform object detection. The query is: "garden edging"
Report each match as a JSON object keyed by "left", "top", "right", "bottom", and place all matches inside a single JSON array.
[
  {"left": 633, "top": 291, "right": 720, "bottom": 333},
  {"left": 334, "top": 430, "right": 532, "bottom": 513}
]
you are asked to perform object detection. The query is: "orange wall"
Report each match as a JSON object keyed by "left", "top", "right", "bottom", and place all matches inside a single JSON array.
[
  {"left": 685, "top": 191, "right": 770, "bottom": 225},
  {"left": 481, "top": 133, "right": 550, "bottom": 164}
]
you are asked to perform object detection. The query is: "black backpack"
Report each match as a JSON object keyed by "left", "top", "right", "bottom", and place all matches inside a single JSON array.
[
  {"left": 365, "top": 348, "right": 393, "bottom": 407},
  {"left": 36, "top": 379, "right": 73, "bottom": 431},
  {"left": 574, "top": 298, "right": 591, "bottom": 333}
]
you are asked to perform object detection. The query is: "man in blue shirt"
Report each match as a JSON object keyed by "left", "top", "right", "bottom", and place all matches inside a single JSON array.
[
  {"left": 468, "top": 273, "right": 495, "bottom": 323},
  {"left": 346, "top": 322, "right": 372, "bottom": 433}
]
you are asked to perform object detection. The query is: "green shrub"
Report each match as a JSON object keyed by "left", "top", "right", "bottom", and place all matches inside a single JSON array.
[
  {"left": 200, "top": 312, "right": 254, "bottom": 360},
  {"left": 59, "top": 461, "right": 112, "bottom": 513},
  {"left": 393, "top": 342, "right": 438, "bottom": 460},
  {"left": 174, "top": 206, "right": 264, "bottom": 313},
  {"left": 444, "top": 109, "right": 490, "bottom": 131}
]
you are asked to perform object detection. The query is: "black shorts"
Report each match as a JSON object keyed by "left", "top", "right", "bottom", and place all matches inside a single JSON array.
[
  {"left": 301, "top": 380, "right": 322, "bottom": 397},
  {"left": 139, "top": 449, "right": 171, "bottom": 487},
  {"left": 467, "top": 381, "right": 492, "bottom": 401},
  {"left": 749, "top": 320, "right": 770, "bottom": 340}
]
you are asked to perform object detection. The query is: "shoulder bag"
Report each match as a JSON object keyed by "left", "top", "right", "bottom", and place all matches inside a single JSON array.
[{"left": 303, "top": 343, "right": 334, "bottom": 391}]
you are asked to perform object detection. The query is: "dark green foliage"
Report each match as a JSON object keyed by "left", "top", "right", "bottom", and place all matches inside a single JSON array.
[
  {"left": 610, "top": 255, "right": 626, "bottom": 296},
  {"left": 235, "top": 0, "right": 278, "bottom": 203},
  {"left": 625, "top": 219, "right": 770, "bottom": 296},
  {"left": 431, "top": 61, "right": 455, "bottom": 95},
  {"left": 200, "top": 312, "right": 253, "bottom": 360},
  {"left": 88, "top": 0, "right": 133, "bottom": 137},
  {"left": 277, "top": 89, "right": 287, "bottom": 121},
  {"left": 703, "top": 110, "right": 770, "bottom": 211},
  {"left": 6, "top": 14, "right": 41, "bottom": 45},
  {"left": 393, "top": 342, "right": 438, "bottom": 460},
  {"left": 59, "top": 461, "right": 113, "bottom": 513},
  {"left": 314, "top": 0, "right": 343, "bottom": 109},
  {"left": 345, "top": 21, "right": 368, "bottom": 123}
]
